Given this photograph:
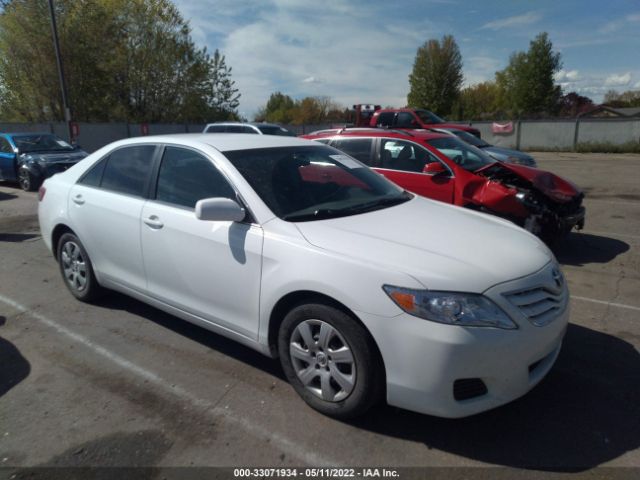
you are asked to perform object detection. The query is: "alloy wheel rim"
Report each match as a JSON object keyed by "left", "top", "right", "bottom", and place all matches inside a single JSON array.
[
  {"left": 61, "top": 241, "right": 87, "bottom": 292},
  {"left": 289, "top": 319, "right": 356, "bottom": 402},
  {"left": 19, "top": 171, "right": 30, "bottom": 190}
]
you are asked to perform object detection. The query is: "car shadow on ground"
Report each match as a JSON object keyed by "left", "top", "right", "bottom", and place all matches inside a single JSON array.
[
  {"left": 92, "top": 292, "right": 286, "bottom": 381},
  {"left": 0, "top": 190, "right": 18, "bottom": 201},
  {"left": 352, "top": 323, "right": 640, "bottom": 471},
  {"left": 92, "top": 293, "right": 640, "bottom": 471},
  {"left": 554, "top": 232, "right": 629, "bottom": 266},
  {"left": 0, "top": 316, "right": 32, "bottom": 398},
  {"left": 0, "top": 233, "right": 40, "bottom": 242}
]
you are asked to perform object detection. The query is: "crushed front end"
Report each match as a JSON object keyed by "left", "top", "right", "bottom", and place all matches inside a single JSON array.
[{"left": 469, "top": 163, "right": 585, "bottom": 243}]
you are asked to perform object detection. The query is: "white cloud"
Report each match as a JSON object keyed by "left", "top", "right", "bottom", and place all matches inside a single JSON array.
[
  {"left": 634, "top": 81, "right": 640, "bottom": 89},
  {"left": 604, "top": 72, "right": 632, "bottom": 86},
  {"left": 174, "top": 0, "right": 436, "bottom": 117},
  {"left": 481, "top": 11, "right": 541, "bottom": 30},
  {"left": 599, "top": 12, "right": 640, "bottom": 33},
  {"left": 464, "top": 55, "right": 502, "bottom": 86},
  {"left": 556, "top": 69, "right": 581, "bottom": 82}
]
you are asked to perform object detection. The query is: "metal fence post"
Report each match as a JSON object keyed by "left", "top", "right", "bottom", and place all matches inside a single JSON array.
[
  {"left": 516, "top": 119, "right": 522, "bottom": 150},
  {"left": 573, "top": 118, "right": 581, "bottom": 151}
]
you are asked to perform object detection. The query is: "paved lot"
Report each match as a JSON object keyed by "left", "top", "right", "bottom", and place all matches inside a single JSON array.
[{"left": 0, "top": 152, "right": 639, "bottom": 477}]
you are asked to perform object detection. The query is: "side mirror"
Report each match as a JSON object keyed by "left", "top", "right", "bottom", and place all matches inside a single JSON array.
[
  {"left": 423, "top": 162, "right": 447, "bottom": 175},
  {"left": 195, "top": 197, "right": 246, "bottom": 222}
]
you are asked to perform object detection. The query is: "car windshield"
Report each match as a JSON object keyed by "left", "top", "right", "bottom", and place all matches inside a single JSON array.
[
  {"left": 415, "top": 110, "right": 446, "bottom": 124},
  {"left": 450, "top": 130, "right": 490, "bottom": 148},
  {"left": 13, "top": 134, "right": 74, "bottom": 153},
  {"left": 225, "top": 145, "right": 411, "bottom": 222},
  {"left": 427, "top": 137, "right": 496, "bottom": 172},
  {"left": 256, "top": 125, "right": 296, "bottom": 136}
]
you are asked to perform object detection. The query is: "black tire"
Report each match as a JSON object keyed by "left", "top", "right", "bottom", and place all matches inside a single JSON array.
[
  {"left": 57, "top": 233, "right": 103, "bottom": 302},
  {"left": 18, "top": 168, "right": 40, "bottom": 192},
  {"left": 278, "top": 302, "right": 384, "bottom": 419}
]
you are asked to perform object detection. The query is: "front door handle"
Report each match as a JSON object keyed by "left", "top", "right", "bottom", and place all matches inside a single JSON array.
[
  {"left": 143, "top": 215, "right": 164, "bottom": 229},
  {"left": 72, "top": 194, "right": 85, "bottom": 205}
]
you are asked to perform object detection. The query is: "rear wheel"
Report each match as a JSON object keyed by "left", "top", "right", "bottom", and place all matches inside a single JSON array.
[
  {"left": 278, "top": 302, "right": 384, "bottom": 419},
  {"left": 57, "top": 233, "right": 103, "bottom": 302}
]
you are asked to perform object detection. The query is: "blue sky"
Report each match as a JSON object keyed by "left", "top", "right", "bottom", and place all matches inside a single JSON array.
[{"left": 173, "top": 0, "right": 640, "bottom": 118}]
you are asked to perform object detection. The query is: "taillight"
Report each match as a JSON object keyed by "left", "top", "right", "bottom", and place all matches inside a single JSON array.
[{"left": 38, "top": 185, "right": 46, "bottom": 201}]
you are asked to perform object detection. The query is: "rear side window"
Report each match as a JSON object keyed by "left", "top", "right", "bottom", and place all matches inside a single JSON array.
[
  {"left": 100, "top": 145, "right": 156, "bottom": 197},
  {"left": 155, "top": 146, "right": 236, "bottom": 209},
  {"left": 375, "top": 112, "right": 395, "bottom": 127},
  {"left": 78, "top": 158, "right": 107, "bottom": 187},
  {"left": 330, "top": 138, "right": 374, "bottom": 165},
  {"left": 205, "top": 125, "right": 226, "bottom": 133}
]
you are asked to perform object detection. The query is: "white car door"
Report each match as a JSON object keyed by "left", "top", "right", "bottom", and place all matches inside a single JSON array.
[
  {"left": 68, "top": 144, "right": 158, "bottom": 292},
  {"left": 140, "top": 145, "right": 263, "bottom": 339}
]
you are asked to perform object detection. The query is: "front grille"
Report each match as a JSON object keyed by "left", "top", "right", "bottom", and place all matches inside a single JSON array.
[
  {"left": 453, "top": 378, "right": 488, "bottom": 401},
  {"left": 504, "top": 283, "right": 566, "bottom": 327}
]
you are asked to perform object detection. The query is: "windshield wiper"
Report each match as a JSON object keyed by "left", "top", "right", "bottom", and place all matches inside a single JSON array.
[{"left": 282, "top": 193, "right": 412, "bottom": 222}]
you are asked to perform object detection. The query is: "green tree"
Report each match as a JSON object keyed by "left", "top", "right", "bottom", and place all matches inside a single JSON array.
[
  {"left": 0, "top": 0, "right": 240, "bottom": 123},
  {"left": 604, "top": 89, "right": 640, "bottom": 108},
  {"left": 207, "top": 49, "right": 240, "bottom": 120},
  {"left": 450, "top": 81, "right": 501, "bottom": 120},
  {"left": 259, "top": 92, "right": 296, "bottom": 123},
  {"left": 407, "top": 35, "right": 463, "bottom": 116},
  {"left": 255, "top": 94, "right": 347, "bottom": 125},
  {"left": 495, "top": 32, "right": 562, "bottom": 116}
]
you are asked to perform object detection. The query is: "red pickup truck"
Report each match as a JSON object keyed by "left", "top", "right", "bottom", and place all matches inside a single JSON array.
[{"left": 352, "top": 104, "right": 481, "bottom": 138}]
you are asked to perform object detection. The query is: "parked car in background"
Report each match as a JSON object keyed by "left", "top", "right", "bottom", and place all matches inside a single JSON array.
[
  {"left": 304, "top": 128, "right": 584, "bottom": 242},
  {"left": 204, "top": 122, "right": 296, "bottom": 136},
  {"left": 0, "top": 133, "right": 87, "bottom": 191},
  {"left": 364, "top": 107, "right": 481, "bottom": 138},
  {"left": 39, "top": 133, "right": 568, "bottom": 419},
  {"left": 432, "top": 128, "right": 537, "bottom": 167}
]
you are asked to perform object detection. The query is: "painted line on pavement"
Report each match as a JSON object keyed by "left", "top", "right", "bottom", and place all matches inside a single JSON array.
[
  {"left": 0, "top": 293, "right": 334, "bottom": 466},
  {"left": 571, "top": 295, "right": 640, "bottom": 312}
]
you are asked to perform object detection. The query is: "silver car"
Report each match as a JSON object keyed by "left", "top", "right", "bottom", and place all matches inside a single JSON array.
[{"left": 433, "top": 128, "right": 537, "bottom": 167}]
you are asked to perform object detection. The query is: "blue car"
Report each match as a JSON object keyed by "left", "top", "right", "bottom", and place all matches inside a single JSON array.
[
  {"left": 432, "top": 128, "right": 537, "bottom": 167},
  {"left": 0, "top": 132, "right": 88, "bottom": 191}
]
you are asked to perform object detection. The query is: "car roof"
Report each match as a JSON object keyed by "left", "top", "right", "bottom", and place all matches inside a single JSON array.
[
  {"left": 204, "top": 122, "right": 283, "bottom": 128},
  {"left": 2, "top": 132, "right": 55, "bottom": 137},
  {"left": 305, "top": 128, "right": 450, "bottom": 141},
  {"left": 107, "top": 133, "right": 312, "bottom": 152}
]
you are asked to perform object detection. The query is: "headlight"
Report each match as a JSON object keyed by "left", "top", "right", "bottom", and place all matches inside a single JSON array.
[{"left": 383, "top": 285, "right": 517, "bottom": 329}]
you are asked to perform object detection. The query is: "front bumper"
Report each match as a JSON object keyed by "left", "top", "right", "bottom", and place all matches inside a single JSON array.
[
  {"left": 561, "top": 205, "right": 586, "bottom": 231},
  {"left": 358, "top": 263, "right": 569, "bottom": 418}
]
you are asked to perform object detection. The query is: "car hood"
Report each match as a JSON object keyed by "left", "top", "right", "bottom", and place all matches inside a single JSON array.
[
  {"left": 21, "top": 151, "right": 87, "bottom": 162},
  {"left": 483, "top": 146, "right": 533, "bottom": 161},
  {"left": 434, "top": 123, "right": 479, "bottom": 133},
  {"left": 295, "top": 196, "right": 551, "bottom": 293},
  {"left": 475, "top": 162, "right": 581, "bottom": 202}
]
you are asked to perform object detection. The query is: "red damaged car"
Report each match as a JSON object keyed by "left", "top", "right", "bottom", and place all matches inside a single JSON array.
[{"left": 302, "top": 128, "right": 585, "bottom": 242}]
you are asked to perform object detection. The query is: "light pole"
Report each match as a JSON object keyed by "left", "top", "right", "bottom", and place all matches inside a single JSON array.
[{"left": 47, "top": 0, "right": 73, "bottom": 142}]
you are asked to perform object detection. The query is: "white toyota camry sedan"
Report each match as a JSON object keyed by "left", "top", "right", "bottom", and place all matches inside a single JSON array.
[{"left": 38, "top": 134, "right": 569, "bottom": 419}]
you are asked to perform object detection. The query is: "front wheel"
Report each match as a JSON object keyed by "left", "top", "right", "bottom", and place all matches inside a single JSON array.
[
  {"left": 278, "top": 302, "right": 384, "bottom": 419},
  {"left": 57, "top": 233, "right": 103, "bottom": 302},
  {"left": 18, "top": 168, "right": 39, "bottom": 192}
]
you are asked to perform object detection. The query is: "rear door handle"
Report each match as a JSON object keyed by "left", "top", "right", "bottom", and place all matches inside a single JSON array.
[
  {"left": 72, "top": 194, "right": 85, "bottom": 205},
  {"left": 143, "top": 215, "right": 164, "bottom": 229}
]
